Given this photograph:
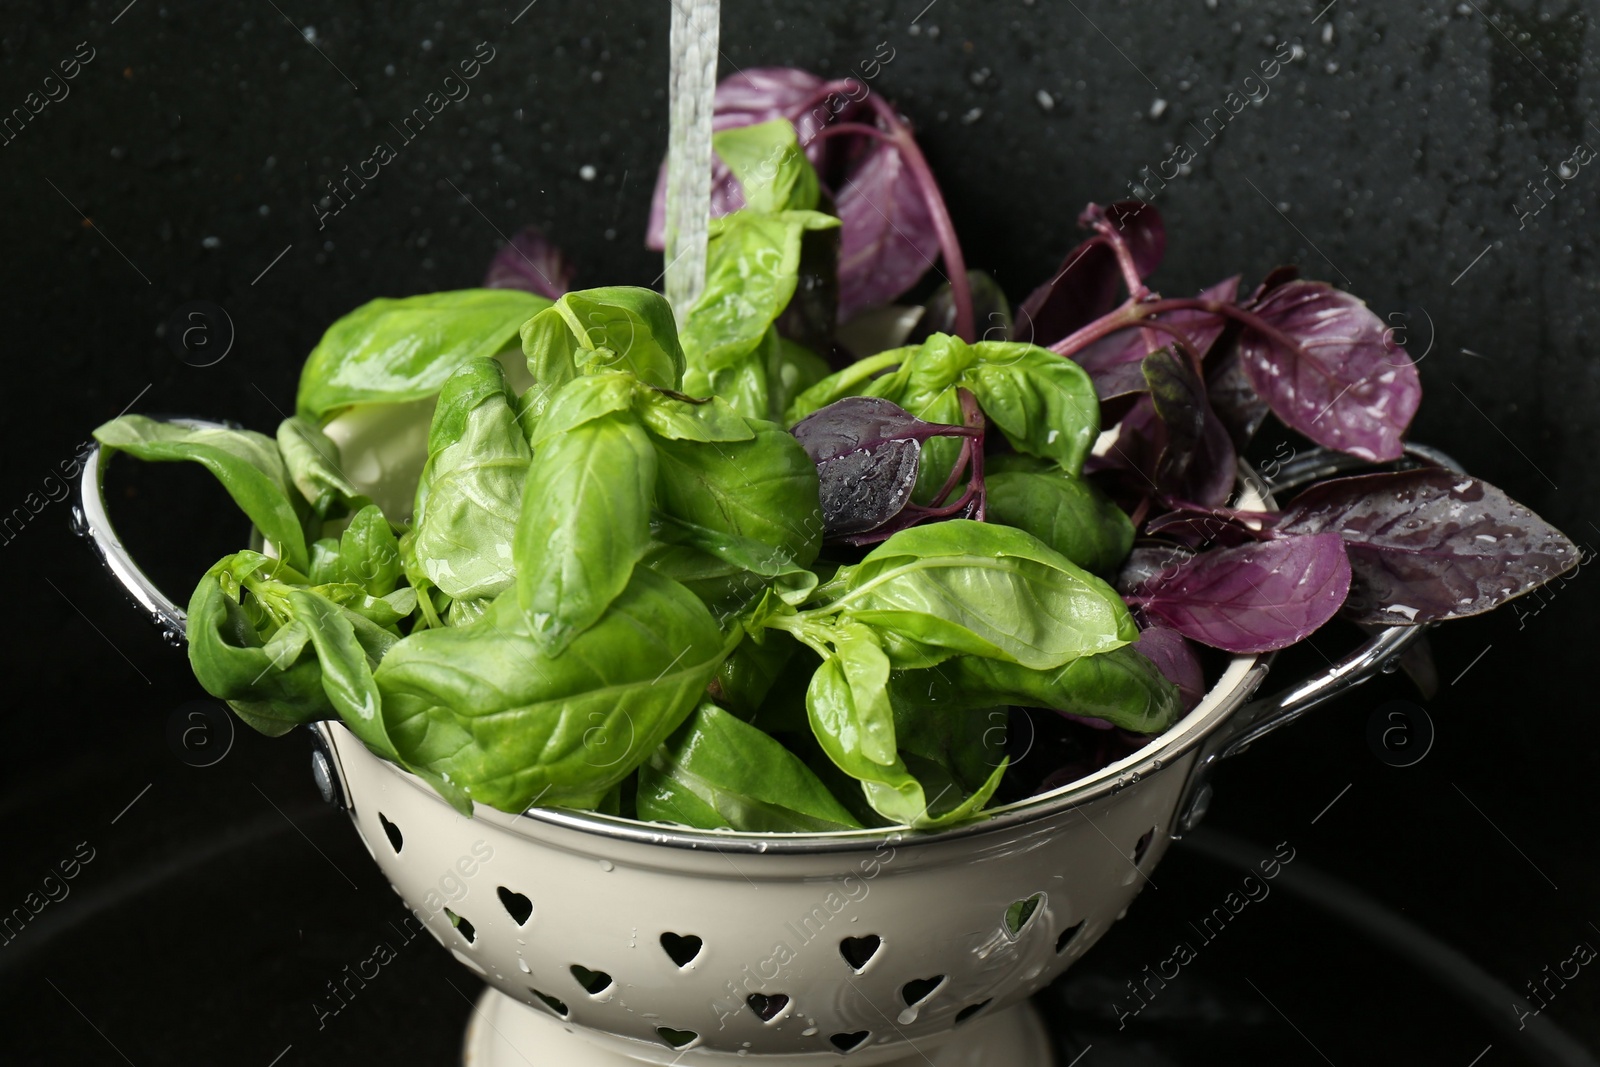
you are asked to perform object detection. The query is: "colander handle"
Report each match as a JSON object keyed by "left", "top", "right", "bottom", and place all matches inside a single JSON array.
[
  {"left": 77, "top": 418, "right": 232, "bottom": 637},
  {"left": 1172, "top": 443, "right": 1460, "bottom": 833}
]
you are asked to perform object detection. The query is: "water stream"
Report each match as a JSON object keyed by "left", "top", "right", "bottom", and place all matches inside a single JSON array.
[{"left": 662, "top": 0, "right": 720, "bottom": 323}]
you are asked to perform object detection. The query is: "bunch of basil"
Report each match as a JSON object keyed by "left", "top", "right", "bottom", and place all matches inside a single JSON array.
[{"left": 94, "top": 85, "right": 1576, "bottom": 832}]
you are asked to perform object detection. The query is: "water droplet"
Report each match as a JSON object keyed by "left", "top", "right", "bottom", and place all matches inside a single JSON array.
[
  {"left": 598, "top": 859, "right": 614, "bottom": 872},
  {"left": 518, "top": 958, "right": 531, "bottom": 972},
  {"left": 69, "top": 506, "right": 89, "bottom": 538}
]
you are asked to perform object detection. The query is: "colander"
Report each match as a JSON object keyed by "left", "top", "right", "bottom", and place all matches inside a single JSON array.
[{"left": 80, "top": 417, "right": 1448, "bottom": 1065}]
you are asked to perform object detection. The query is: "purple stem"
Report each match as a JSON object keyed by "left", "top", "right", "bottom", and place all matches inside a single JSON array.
[
  {"left": 789, "top": 78, "right": 975, "bottom": 341},
  {"left": 1087, "top": 214, "right": 1149, "bottom": 300},
  {"left": 860, "top": 94, "right": 976, "bottom": 343}
]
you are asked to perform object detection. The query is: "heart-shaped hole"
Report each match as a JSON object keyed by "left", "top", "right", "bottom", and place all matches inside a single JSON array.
[
  {"left": 444, "top": 908, "right": 475, "bottom": 944},
  {"left": 570, "top": 964, "right": 613, "bottom": 995},
  {"left": 530, "top": 988, "right": 568, "bottom": 1017},
  {"left": 1004, "top": 894, "right": 1042, "bottom": 937},
  {"left": 656, "top": 1026, "right": 699, "bottom": 1049},
  {"left": 1055, "top": 921, "right": 1084, "bottom": 954},
  {"left": 830, "top": 1030, "right": 870, "bottom": 1052},
  {"left": 378, "top": 812, "right": 403, "bottom": 853},
  {"left": 900, "top": 975, "right": 944, "bottom": 1006},
  {"left": 954, "top": 999, "right": 991, "bottom": 1025},
  {"left": 838, "top": 934, "right": 881, "bottom": 972},
  {"left": 497, "top": 886, "right": 533, "bottom": 926},
  {"left": 660, "top": 932, "right": 703, "bottom": 968},
  {"left": 746, "top": 992, "right": 790, "bottom": 1022}
]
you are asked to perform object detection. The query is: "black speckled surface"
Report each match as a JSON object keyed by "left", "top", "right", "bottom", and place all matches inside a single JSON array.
[{"left": 2, "top": 2, "right": 1596, "bottom": 1063}]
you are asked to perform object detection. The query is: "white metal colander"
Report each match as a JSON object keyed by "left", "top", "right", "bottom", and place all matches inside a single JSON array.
[{"left": 80, "top": 420, "right": 1442, "bottom": 1065}]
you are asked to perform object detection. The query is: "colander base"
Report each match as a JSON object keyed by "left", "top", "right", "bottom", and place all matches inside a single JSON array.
[{"left": 461, "top": 986, "right": 1053, "bottom": 1066}]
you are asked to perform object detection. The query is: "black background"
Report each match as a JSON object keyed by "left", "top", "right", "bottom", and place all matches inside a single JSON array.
[{"left": 1, "top": 1, "right": 1596, "bottom": 1064}]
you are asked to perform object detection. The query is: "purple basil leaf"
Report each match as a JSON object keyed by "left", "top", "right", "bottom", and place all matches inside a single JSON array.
[
  {"left": 1130, "top": 533, "right": 1352, "bottom": 653},
  {"left": 1013, "top": 200, "right": 1164, "bottom": 347},
  {"left": 1132, "top": 624, "right": 1205, "bottom": 712},
  {"left": 645, "top": 68, "right": 842, "bottom": 250},
  {"left": 1143, "top": 510, "right": 1265, "bottom": 549},
  {"left": 1141, "top": 347, "right": 1237, "bottom": 506},
  {"left": 483, "top": 225, "right": 575, "bottom": 299},
  {"left": 1070, "top": 276, "right": 1240, "bottom": 403},
  {"left": 1271, "top": 468, "right": 1580, "bottom": 625},
  {"left": 835, "top": 142, "right": 940, "bottom": 321},
  {"left": 1115, "top": 542, "right": 1196, "bottom": 596},
  {"left": 1237, "top": 279, "right": 1422, "bottom": 462},
  {"left": 1205, "top": 339, "right": 1271, "bottom": 451},
  {"left": 791, "top": 396, "right": 969, "bottom": 537},
  {"left": 1250, "top": 264, "right": 1301, "bottom": 298}
]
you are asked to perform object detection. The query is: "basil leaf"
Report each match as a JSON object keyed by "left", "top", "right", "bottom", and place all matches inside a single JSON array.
[
  {"left": 554, "top": 286, "right": 686, "bottom": 389},
  {"left": 652, "top": 418, "right": 823, "bottom": 568},
  {"left": 633, "top": 385, "right": 755, "bottom": 443},
  {"left": 785, "top": 349, "right": 908, "bottom": 424},
  {"left": 648, "top": 514, "right": 819, "bottom": 621},
  {"left": 186, "top": 563, "right": 330, "bottom": 735},
  {"left": 526, "top": 371, "right": 637, "bottom": 447},
  {"left": 964, "top": 341, "right": 1099, "bottom": 475},
  {"left": 374, "top": 570, "right": 728, "bottom": 813},
  {"left": 285, "top": 588, "right": 398, "bottom": 761},
  {"left": 712, "top": 118, "right": 821, "bottom": 213},
  {"left": 409, "top": 360, "right": 531, "bottom": 602},
  {"left": 308, "top": 537, "right": 344, "bottom": 585},
  {"left": 890, "top": 646, "right": 1183, "bottom": 735},
  {"left": 636, "top": 702, "right": 861, "bottom": 832},
  {"left": 514, "top": 407, "right": 655, "bottom": 654},
  {"left": 277, "top": 416, "right": 367, "bottom": 519},
  {"left": 816, "top": 520, "right": 1136, "bottom": 670},
  {"left": 94, "top": 416, "right": 309, "bottom": 573},
  {"left": 984, "top": 459, "right": 1134, "bottom": 576},
  {"left": 712, "top": 632, "right": 799, "bottom": 718},
  {"left": 682, "top": 209, "right": 839, "bottom": 401},
  {"left": 338, "top": 504, "right": 402, "bottom": 597},
  {"left": 805, "top": 645, "right": 1003, "bottom": 830},
  {"left": 296, "top": 289, "right": 548, "bottom": 421}
]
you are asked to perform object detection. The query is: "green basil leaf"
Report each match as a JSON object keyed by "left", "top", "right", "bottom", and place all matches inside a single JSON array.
[
  {"left": 374, "top": 570, "right": 728, "bottom": 813},
  {"left": 412, "top": 359, "right": 531, "bottom": 601},
  {"left": 338, "top": 504, "right": 402, "bottom": 597},
  {"left": 296, "top": 289, "right": 548, "bottom": 421},
  {"left": 711, "top": 631, "right": 799, "bottom": 719},
  {"left": 94, "top": 416, "right": 309, "bottom": 573},
  {"left": 784, "top": 349, "right": 907, "bottom": 424},
  {"left": 818, "top": 520, "right": 1136, "bottom": 669},
  {"left": 766, "top": 336, "right": 833, "bottom": 424},
  {"left": 285, "top": 588, "right": 398, "bottom": 761},
  {"left": 984, "top": 463, "right": 1134, "bottom": 576},
  {"left": 277, "top": 415, "right": 368, "bottom": 519},
  {"left": 308, "top": 537, "right": 345, "bottom": 585},
  {"left": 712, "top": 118, "right": 820, "bottom": 213},
  {"left": 651, "top": 514, "right": 818, "bottom": 614},
  {"left": 681, "top": 211, "right": 839, "bottom": 381},
  {"left": 963, "top": 341, "right": 1099, "bottom": 475},
  {"left": 633, "top": 385, "right": 756, "bottom": 443},
  {"left": 186, "top": 563, "right": 330, "bottom": 735},
  {"left": 636, "top": 702, "right": 860, "bottom": 832},
  {"left": 803, "top": 647, "right": 999, "bottom": 830},
  {"left": 651, "top": 418, "right": 823, "bottom": 568},
  {"left": 889, "top": 646, "right": 1182, "bottom": 735},
  {"left": 527, "top": 371, "right": 637, "bottom": 448},
  {"left": 552, "top": 286, "right": 685, "bottom": 390},
  {"left": 514, "top": 408, "right": 655, "bottom": 654}
]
